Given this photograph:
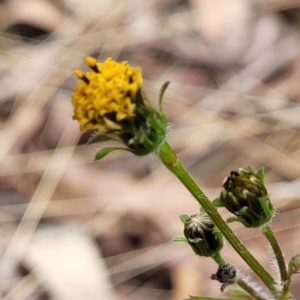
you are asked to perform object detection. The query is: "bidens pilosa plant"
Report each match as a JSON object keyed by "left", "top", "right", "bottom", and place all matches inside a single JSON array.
[
  {"left": 71, "top": 57, "right": 299, "bottom": 300},
  {"left": 72, "top": 56, "right": 167, "bottom": 158}
]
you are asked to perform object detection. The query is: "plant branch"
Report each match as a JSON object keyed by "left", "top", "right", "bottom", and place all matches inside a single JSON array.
[
  {"left": 211, "top": 252, "right": 225, "bottom": 265},
  {"left": 262, "top": 225, "right": 288, "bottom": 285},
  {"left": 211, "top": 253, "right": 266, "bottom": 300},
  {"left": 157, "top": 141, "right": 276, "bottom": 295}
]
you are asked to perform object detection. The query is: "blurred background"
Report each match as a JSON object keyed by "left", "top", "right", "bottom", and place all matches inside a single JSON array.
[{"left": 1, "top": 0, "right": 300, "bottom": 299}]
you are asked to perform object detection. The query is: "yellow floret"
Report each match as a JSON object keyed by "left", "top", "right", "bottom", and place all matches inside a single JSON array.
[{"left": 72, "top": 57, "right": 143, "bottom": 131}]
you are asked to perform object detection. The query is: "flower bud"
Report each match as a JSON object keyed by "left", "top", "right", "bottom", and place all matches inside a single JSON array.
[
  {"left": 183, "top": 212, "right": 223, "bottom": 257},
  {"left": 288, "top": 253, "right": 300, "bottom": 276},
  {"left": 218, "top": 166, "right": 274, "bottom": 228}
]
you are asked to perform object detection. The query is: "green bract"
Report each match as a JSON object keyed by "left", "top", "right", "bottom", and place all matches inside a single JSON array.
[
  {"left": 90, "top": 84, "right": 169, "bottom": 159},
  {"left": 183, "top": 213, "right": 223, "bottom": 257},
  {"left": 72, "top": 56, "right": 169, "bottom": 159},
  {"left": 215, "top": 166, "right": 274, "bottom": 228}
]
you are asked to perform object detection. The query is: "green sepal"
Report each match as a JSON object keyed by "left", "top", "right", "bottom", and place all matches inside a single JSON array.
[
  {"left": 180, "top": 214, "right": 190, "bottom": 224},
  {"left": 158, "top": 81, "right": 170, "bottom": 114},
  {"left": 172, "top": 235, "right": 187, "bottom": 242},
  {"left": 94, "top": 147, "right": 131, "bottom": 160},
  {"left": 259, "top": 196, "right": 273, "bottom": 220},
  {"left": 243, "top": 166, "right": 264, "bottom": 183},
  {"left": 212, "top": 198, "right": 224, "bottom": 207},
  {"left": 256, "top": 168, "right": 265, "bottom": 183},
  {"left": 87, "top": 133, "right": 108, "bottom": 144},
  {"left": 244, "top": 165, "right": 254, "bottom": 173},
  {"left": 288, "top": 253, "right": 300, "bottom": 276},
  {"left": 226, "top": 216, "right": 249, "bottom": 227},
  {"left": 146, "top": 111, "right": 167, "bottom": 133}
]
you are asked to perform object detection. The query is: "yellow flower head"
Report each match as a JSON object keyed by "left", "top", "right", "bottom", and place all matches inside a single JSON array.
[
  {"left": 72, "top": 57, "right": 143, "bottom": 131},
  {"left": 71, "top": 56, "right": 169, "bottom": 158}
]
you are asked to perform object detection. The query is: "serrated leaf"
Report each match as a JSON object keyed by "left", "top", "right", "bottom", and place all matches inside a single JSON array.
[
  {"left": 87, "top": 133, "right": 108, "bottom": 144},
  {"left": 94, "top": 147, "right": 130, "bottom": 160},
  {"left": 212, "top": 198, "right": 224, "bottom": 207},
  {"left": 172, "top": 235, "right": 187, "bottom": 242},
  {"left": 179, "top": 214, "right": 190, "bottom": 223},
  {"left": 158, "top": 81, "right": 170, "bottom": 113}
]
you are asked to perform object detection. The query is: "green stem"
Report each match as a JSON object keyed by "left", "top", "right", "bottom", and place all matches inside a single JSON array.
[
  {"left": 211, "top": 252, "right": 225, "bottom": 265},
  {"left": 262, "top": 225, "right": 288, "bottom": 286},
  {"left": 211, "top": 253, "right": 266, "bottom": 300},
  {"left": 187, "top": 298, "right": 238, "bottom": 300},
  {"left": 280, "top": 279, "right": 291, "bottom": 300},
  {"left": 157, "top": 141, "right": 276, "bottom": 295}
]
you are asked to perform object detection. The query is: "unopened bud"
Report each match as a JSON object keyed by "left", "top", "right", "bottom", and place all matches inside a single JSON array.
[
  {"left": 217, "top": 166, "right": 274, "bottom": 228},
  {"left": 183, "top": 212, "right": 223, "bottom": 257}
]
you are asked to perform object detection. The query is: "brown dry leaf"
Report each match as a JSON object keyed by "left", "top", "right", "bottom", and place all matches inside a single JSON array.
[
  {"left": 1, "top": 0, "right": 300, "bottom": 299},
  {"left": 189, "top": 0, "right": 252, "bottom": 43},
  {"left": 19, "top": 225, "right": 118, "bottom": 300}
]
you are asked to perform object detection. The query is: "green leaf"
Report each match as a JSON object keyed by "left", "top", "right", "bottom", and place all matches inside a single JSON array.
[
  {"left": 94, "top": 147, "right": 130, "bottom": 160},
  {"left": 158, "top": 81, "right": 170, "bottom": 113},
  {"left": 226, "top": 289, "right": 252, "bottom": 299},
  {"left": 179, "top": 214, "right": 190, "bottom": 223},
  {"left": 187, "top": 297, "right": 240, "bottom": 300},
  {"left": 259, "top": 196, "right": 273, "bottom": 219},
  {"left": 172, "top": 235, "right": 187, "bottom": 242},
  {"left": 212, "top": 198, "right": 224, "bottom": 207},
  {"left": 87, "top": 133, "right": 108, "bottom": 144}
]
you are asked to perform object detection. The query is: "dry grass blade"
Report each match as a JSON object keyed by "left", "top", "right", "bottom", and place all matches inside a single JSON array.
[{"left": 1, "top": 0, "right": 300, "bottom": 299}]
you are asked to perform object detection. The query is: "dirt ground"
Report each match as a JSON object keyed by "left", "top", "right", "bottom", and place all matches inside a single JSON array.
[{"left": 1, "top": 0, "right": 300, "bottom": 299}]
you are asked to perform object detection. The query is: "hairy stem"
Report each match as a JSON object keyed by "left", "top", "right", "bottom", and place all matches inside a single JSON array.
[
  {"left": 211, "top": 252, "right": 225, "bottom": 265},
  {"left": 211, "top": 253, "right": 267, "bottom": 300},
  {"left": 262, "top": 225, "right": 288, "bottom": 293},
  {"left": 157, "top": 141, "right": 276, "bottom": 295}
]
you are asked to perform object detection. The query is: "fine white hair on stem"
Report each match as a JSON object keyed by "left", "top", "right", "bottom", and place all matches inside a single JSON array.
[
  {"left": 266, "top": 244, "right": 285, "bottom": 296},
  {"left": 236, "top": 272, "right": 275, "bottom": 300},
  {"left": 266, "top": 244, "right": 280, "bottom": 280}
]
